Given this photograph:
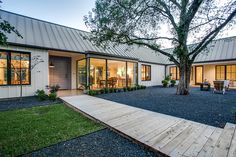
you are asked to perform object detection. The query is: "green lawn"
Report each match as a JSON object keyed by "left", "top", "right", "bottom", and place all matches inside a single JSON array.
[{"left": 0, "top": 104, "right": 104, "bottom": 157}]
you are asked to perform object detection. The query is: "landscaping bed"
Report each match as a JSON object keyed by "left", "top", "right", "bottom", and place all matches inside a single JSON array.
[
  {"left": 0, "top": 96, "right": 61, "bottom": 111},
  {"left": 23, "top": 129, "right": 158, "bottom": 157},
  {"left": 0, "top": 104, "right": 104, "bottom": 157},
  {"left": 97, "top": 86, "right": 236, "bottom": 128}
]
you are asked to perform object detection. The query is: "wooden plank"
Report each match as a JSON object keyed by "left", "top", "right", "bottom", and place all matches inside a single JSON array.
[
  {"left": 183, "top": 125, "right": 215, "bottom": 157},
  {"left": 211, "top": 123, "right": 236, "bottom": 157},
  {"left": 139, "top": 119, "right": 182, "bottom": 142},
  {"left": 169, "top": 124, "right": 207, "bottom": 157},
  {"left": 197, "top": 128, "right": 223, "bottom": 157},
  {"left": 148, "top": 120, "right": 191, "bottom": 147},
  {"left": 62, "top": 95, "right": 236, "bottom": 157},
  {"left": 228, "top": 124, "right": 236, "bottom": 157},
  {"left": 160, "top": 123, "right": 198, "bottom": 155}
]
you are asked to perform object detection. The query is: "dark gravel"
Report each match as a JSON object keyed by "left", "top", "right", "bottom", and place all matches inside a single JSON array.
[
  {"left": 97, "top": 87, "right": 236, "bottom": 128},
  {"left": 0, "top": 96, "right": 61, "bottom": 111},
  {"left": 23, "top": 129, "right": 158, "bottom": 157}
]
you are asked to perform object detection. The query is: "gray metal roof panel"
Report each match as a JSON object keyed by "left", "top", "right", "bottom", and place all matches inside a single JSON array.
[{"left": 1, "top": 10, "right": 236, "bottom": 65}]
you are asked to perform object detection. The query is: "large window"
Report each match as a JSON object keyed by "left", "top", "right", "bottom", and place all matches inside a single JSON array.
[
  {"left": 0, "top": 51, "right": 30, "bottom": 86},
  {"left": 0, "top": 52, "right": 7, "bottom": 85},
  {"left": 90, "top": 58, "right": 106, "bottom": 89},
  {"left": 216, "top": 65, "right": 225, "bottom": 80},
  {"left": 141, "top": 64, "right": 151, "bottom": 81},
  {"left": 170, "top": 66, "right": 179, "bottom": 80},
  {"left": 127, "top": 62, "right": 137, "bottom": 86},
  {"left": 216, "top": 65, "right": 236, "bottom": 81},
  {"left": 107, "top": 60, "right": 126, "bottom": 88},
  {"left": 77, "top": 59, "right": 87, "bottom": 89},
  {"left": 226, "top": 65, "right": 236, "bottom": 80}
]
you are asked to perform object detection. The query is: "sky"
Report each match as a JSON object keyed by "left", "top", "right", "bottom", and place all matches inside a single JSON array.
[
  {"left": 1, "top": 0, "right": 236, "bottom": 48},
  {"left": 1, "top": 0, "right": 96, "bottom": 31}
]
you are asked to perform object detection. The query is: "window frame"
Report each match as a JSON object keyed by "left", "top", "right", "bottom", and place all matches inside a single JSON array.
[
  {"left": 141, "top": 64, "right": 151, "bottom": 81},
  {"left": 0, "top": 49, "right": 31, "bottom": 86},
  {"left": 169, "top": 66, "right": 179, "bottom": 80},
  {"left": 215, "top": 65, "right": 236, "bottom": 81}
]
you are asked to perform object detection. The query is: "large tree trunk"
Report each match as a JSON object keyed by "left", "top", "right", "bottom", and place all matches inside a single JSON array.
[{"left": 176, "top": 61, "right": 192, "bottom": 95}]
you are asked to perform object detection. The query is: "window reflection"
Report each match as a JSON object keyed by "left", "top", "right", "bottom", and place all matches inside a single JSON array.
[
  {"left": 127, "top": 62, "right": 137, "bottom": 86},
  {"left": 107, "top": 60, "right": 126, "bottom": 88},
  {"left": 11, "top": 53, "right": 30, "bottom": 85},
  {"left": 0, "top": 52, "right": 8, "bottom": 85},
  {"left": 90, "top": 58, "right": 106, "bottom": 89}
]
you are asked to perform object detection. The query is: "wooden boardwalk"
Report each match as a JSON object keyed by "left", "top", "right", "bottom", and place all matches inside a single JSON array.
[{"left": 61, "top": 95, "right": 236, "bottom": 157}]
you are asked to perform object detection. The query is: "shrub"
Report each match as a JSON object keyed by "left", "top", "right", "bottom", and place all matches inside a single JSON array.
[
  {"left": 48, "top": 92, "right": 57, "bottom": 101},
  {"left": 137, "top": 85, "right": 142, "bottom": 90},
  {"left": 35, "top": 90, "right": 48, "bottom": 101},
  {"left": 162, "top": 80, "right": 169, "bottom": 87},
  {"left": 127, "top": 86, "right": 132, "bottom": 91},
  {"left": 123, "top": 87, "right": 127, "bottom": 92},
  {"left": 117, "top": 88, "right": 122, "bottom": 92},
  {"left": 100, "top": 88, "right": 105, "bottom": 94},
  {"left": 46, "top": 85, "right": 60, "bottom": 93},
  {"left": 109, "top": 88, "right": 115, "bottom": 93},
  {"left": 113, "top": 88, "right": 117, "bottom": 93},
  {"left": 170, "top": 80, "right": 176, "bottom": 87},
  {"left": 140, "top": 85, "right": 146, "bottom": 89},
  {"left": 104, "top": 88, "right": 109, "bottom": 94},
  {"left": 88, "top": 90, "right": 98, "bottom": 96}
]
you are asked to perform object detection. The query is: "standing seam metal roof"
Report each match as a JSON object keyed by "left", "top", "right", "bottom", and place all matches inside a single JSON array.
[{"left": 1, "top": 9, "right": 236, "bottom": 65}]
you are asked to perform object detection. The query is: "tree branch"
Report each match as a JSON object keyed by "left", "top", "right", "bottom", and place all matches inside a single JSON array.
[{"left": 189, "top": 8, "right": 236, "bottom": 60}]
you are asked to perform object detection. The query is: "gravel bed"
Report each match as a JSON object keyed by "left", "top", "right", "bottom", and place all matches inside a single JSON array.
[
  {"left": 23, "top": 129, "right": 158, "bottom": 157},
  {"left": 97, "top": 87, "right": 236, "bottom": 128},
  {"left": 0, "top": 96, "right": 61, "bottom": 111}
]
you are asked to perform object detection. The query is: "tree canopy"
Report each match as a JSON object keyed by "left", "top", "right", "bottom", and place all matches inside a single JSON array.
[
  {"left": 0, "top": 0, "right": 22, "bottom": 45},
  {"left": 84, "top": 0, "right": 236, "bottom": 65}
]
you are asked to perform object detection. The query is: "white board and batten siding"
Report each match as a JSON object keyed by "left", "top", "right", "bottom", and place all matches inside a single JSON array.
[
  {"left": 0, "top": 45, "right": 49, "bottom": 99},
  {"left": 138, "top": 62, "right": 165, "bottom": 86}
]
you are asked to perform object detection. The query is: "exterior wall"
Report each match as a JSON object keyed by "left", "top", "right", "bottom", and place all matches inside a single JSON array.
[
  {"left": 0, "top": 46, "right": 49, "bottom": 99},
  {"left": 138, "top": 62, "right": 165, "bottom": 86},
  {"left": 48, "top": 50, "right": 85, "bottom": 90},
  {"left": 167, "top": 61, "right": 236, "bottom": 87}
]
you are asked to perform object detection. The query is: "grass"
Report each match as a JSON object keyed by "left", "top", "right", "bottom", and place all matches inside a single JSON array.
[{"left": 0, "top": 104, "right": 104, "bottom": 157}]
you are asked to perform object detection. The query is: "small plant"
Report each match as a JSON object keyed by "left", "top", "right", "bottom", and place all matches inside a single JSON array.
[
  {"left": 100, "top": 88, "right": 105, "bottom": 94},
  {"left": 123, "top": 87, "right": 127, "bottom": 92},
  {"left": 113, "top": 88, "right": 117, "bottom": 93},
  {"left": 162, "top": 80, "right": 169, "bottom": 87},
  {"left": 46, "top": 85, "right": 60, "bottom": 93},
  {"left": 88, "top": 90, "right": 98, "bottom": 96},
  {"left": 140, "top": 85, "right": 146, "bottom": 89},
  {"left": 104, "top": 88, "right": 109, "bottom": 94},
  {"left": 137, "top": 85, "right": 142, "bottom": 90},
  {"left": 109, "top": 88, "right": 115, "bottom": 93},
  {"left": 127, "top": 86, "right": 132, "bottom": 91},
  {"left": 48, "top": 92, "right": 57, "bottom": 101},
  {"left": 232, "top": 108, "right": 236, "bottom": 122},
  {"left": 170, "top": 80, "right": 176, "bottom": 87},
  {"left": 35, "top": 90, "right": 48, "bottom": 101}
]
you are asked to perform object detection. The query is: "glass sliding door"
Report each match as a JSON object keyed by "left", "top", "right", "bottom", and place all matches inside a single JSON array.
[
  {"left": 89, "top": 58, "right": 106, "bottom": 89},
  {"left": 127, "top": 62, "right": 137, "bottom": 87},
  {"left": 77, "top": 59, "right": 86, "bottom": 89},
  {"left": 107, "top": 60, "right": 126, "bottom": 88}
]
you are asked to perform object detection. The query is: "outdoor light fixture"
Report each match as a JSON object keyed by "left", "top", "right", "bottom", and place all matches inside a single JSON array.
[{"left": 49, "top": 62, "right": 55, "bottom": 68}]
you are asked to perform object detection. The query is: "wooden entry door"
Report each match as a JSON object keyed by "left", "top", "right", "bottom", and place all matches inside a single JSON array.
[
  {"left": 49, "top": 56, "right": 71, "bottom": 89},
  {"left": 195, "top": 66, "right": 203, "bottom": 84}
]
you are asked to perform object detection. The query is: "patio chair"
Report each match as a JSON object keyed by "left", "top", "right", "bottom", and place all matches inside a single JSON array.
[{"left": 213, "top": 81, "right": 226, "bottom": 94}]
